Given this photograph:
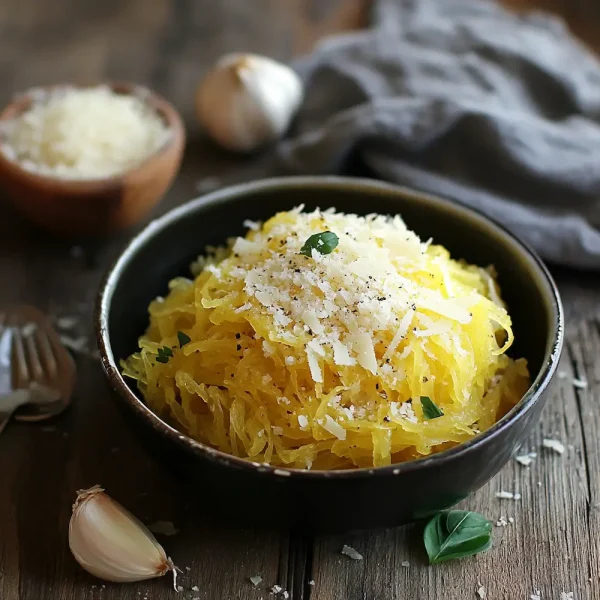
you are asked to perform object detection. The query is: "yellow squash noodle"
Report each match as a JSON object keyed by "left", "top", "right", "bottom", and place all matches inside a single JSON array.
[{"left": 122, "top": 207, "right": 530, "bottom": 470}]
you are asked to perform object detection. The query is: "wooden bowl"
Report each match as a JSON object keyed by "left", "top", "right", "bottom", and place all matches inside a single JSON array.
[
  {"left": 0, "top": 83, "right": 185, "bottom": 236},
  {"left": 96, "top": 176, "right": 564, "bottom": 532}
]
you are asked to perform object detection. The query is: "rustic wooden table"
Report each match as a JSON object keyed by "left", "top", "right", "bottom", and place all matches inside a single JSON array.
[{"left": 1, "top": 1, "right": 599, "bottom": 599}]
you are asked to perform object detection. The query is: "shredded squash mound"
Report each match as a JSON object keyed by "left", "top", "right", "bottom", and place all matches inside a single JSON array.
[{"left": 122, "top": 207, "right": 530, "bottom": 470}]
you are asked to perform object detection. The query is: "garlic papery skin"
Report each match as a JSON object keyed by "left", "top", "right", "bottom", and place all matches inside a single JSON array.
[
  {"left": 69, "top": 485, "right": 176, "bottom": 585},
  {"left": 196, "top": 52, "right": 303, "bottom": 152}
]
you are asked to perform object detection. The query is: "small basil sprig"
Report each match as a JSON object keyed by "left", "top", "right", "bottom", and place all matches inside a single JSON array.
[
  {"left": 300, "top": 231, "right": 339, "bottom": 257},
  {"left": 155, "top": 346, "right": 173, "bottom": 364},
  {"left": 177, "top": 331, "right": 191, "bottom": 348},
  {"left": 421, "top": 396, "right": 444, "bottom": 419},
  {"left": 424, "top": 510, "right": 492, "bottom": 564},
  {"left": 156, "top": 332, "right": 190, "bottom": 363}
]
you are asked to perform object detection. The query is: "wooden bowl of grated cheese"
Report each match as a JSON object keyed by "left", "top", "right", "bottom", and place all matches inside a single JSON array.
[{"left": 0, "top": 83, "right": 185, "bottom": 236}]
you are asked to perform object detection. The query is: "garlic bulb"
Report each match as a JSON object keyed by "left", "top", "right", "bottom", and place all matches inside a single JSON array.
[
  {"left": 196, "top": 52, "right": 303, "bottom": 152},
  {"left": 69, "top": 485, "right": 177, "bottom": 586}
]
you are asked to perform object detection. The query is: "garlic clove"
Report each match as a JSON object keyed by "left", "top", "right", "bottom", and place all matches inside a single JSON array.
[
  {"left": 69, "top": 485, "right": 176, "bottom": 585},
  {"left": 196, "top": 52, "right": 303, "bottom": 152}
]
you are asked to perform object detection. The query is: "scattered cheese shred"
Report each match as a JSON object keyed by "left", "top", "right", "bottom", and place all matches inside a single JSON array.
[
  {"left": 515, "top": 452, "right": 537, "bottom": 467},
  {"left": 0, "top": 85, "right": 171, "bottom": 179},
  {"left": 148, "top": 521, "right": 178, "bottom": 536},
  {"left": 496, "top": 491, "right": 521, "bottom": 500},
  {"left": 542, "top": 439, "right": 565, "bottom": 455},
  {"left": 341, "top": 545, "right": 363, "bottom": 560},
  {"left": 572, "top": 377, "right": 588, "bottom": 390},
  {"left": 122, "top": 208, "right": 529, "bottom": 469},
  {"left": 323, "top": 414, "right": 347, "bottom": 440}
]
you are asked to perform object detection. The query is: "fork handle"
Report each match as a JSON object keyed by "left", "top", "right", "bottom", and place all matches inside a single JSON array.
[
  {"left": 0, "top": 407, "right": 17, "bottom": 435},
  {"left": 0, "top": 390, "right": 32, "bottom": 436}
]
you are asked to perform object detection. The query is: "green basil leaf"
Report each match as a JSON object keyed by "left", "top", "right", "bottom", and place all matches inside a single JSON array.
[
  {"left": 424, "top": 510, "right": 492, "bottom": 564},
  {"left": 421, "top": 396, "right": 444, "bottom": 419},
  {"left": 299, "top": 231, "right": 339, "bottom": 257},
  {"left": 156, "top": 345, "right": 174, "bottom": 363},
  {"left": 177, "top": 331, "right": 191, "bottom": 348}
]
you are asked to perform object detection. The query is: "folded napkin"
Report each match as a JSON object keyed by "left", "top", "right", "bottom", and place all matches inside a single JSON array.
[{"left": 244, "top": 0, "right": 600, "bottom": 269}]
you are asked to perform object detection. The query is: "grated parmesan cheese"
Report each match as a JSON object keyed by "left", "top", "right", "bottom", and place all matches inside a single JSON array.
[
  {"left": 243, "top": 219, "right": 261, "bottom": 231},
  {"left": 148, "top": 520, "right": 178, "bottom": 536},
  {"left": 515, "top": 452, "right": 537, "bottom": 467},
  {"left": 341, "top": 545, "right": 363, "bottom": 560},
  {"left": 496, "top": 491, "right": 521, "bottom": 500},
  {"left": 323, "top": 415, "right": 347, "bottom": 440},
  {"left": 572, "top": 377, "right": 587, "bottom": 389},
  {"left": 0, "top": 86, "right": 171, "bottom": 179},
  {"left": 542, "top": 439, "right": 565, "bottom": 454}
]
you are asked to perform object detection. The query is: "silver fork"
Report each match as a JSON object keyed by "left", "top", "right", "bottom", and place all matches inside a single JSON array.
[{"left": 0, "top": 307, "right": 76, "bottom": 435}]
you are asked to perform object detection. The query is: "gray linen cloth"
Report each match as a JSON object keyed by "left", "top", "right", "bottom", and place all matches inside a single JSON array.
[{"left": 242, "top": 0, "right": 600, "bottom": 269}]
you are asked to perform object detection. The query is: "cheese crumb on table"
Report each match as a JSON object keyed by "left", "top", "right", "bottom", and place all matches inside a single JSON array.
[
  {"left": 542, "top": 439, "right": 566, "bottom": 454},
  {"left": 476, "top": 583, "right": 486, "bottom": 598},
  {"left": 249, "top": 575, "right": 262, "bottom": 587},
  {"left": 530, "top": 591, "right": 541, "bottom": 600},
  {"left": 515, "top": 452, "right": 537, "bottom": 467},
  {"left": 0, "top": 85, "right": 171, "bottom": 179},
  {"left": 56, "top": 315, "right": 78, "bottom": 330},
  {"left": 572, "top": 377, "right": 588, "bottom": 389},
  {"left": 496, "top": 491, "right": 521, "bottom": 500},
  {"left": 560, "top": 593, "right": 574, "bottom": 600},
  {"left": 341, "top": 545, "right": 363, "bottom": 560},
  {"left": 148, "top": 520, "right": 178, "bottom": 536}
]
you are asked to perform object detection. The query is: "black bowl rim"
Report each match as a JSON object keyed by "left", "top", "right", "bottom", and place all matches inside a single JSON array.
[{"left": 96, "top": 175, "right": 564, "bottom": 480}]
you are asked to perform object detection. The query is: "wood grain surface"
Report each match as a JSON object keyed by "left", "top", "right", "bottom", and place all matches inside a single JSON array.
[{"left": 0, "top": 1, "right": 599, "bottom": 599}]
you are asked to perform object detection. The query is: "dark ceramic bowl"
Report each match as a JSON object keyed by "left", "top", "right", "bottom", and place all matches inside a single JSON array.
[{"left": 96, "top": 176, "right": 563, "bottom": 532}]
